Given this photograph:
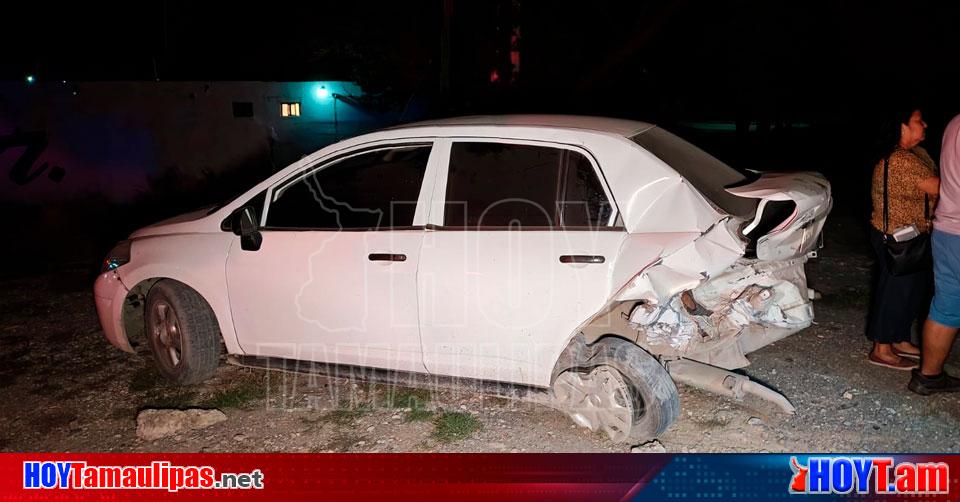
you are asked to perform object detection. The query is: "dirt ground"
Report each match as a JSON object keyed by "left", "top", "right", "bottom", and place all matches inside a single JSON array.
[{"left": 1, "top": 212, "right": 959, "bottom": 453}]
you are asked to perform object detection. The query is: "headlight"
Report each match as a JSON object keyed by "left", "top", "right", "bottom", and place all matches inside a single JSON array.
[{"left": 102, "top": 240, "right": 132, "bottom": 272}]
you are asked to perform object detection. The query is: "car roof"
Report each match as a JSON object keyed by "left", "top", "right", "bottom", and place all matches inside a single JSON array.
[{"left": 389, "top": 115, "right": 655, "bottom": 138}]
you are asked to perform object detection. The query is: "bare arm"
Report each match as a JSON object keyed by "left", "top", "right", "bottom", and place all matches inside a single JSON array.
[{"left": 918, "top": 176, "right": 940, "bottom": 196}]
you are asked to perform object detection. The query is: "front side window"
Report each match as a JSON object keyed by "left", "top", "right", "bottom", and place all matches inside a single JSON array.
[
  {"left": 266, "top": 145, "right": 431, "bottom": 229},
  {"left": 443, "top": 142, "right": 614, "bottom": 228}
]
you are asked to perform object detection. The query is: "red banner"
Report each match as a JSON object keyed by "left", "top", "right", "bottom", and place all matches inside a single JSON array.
[
  {"left": 3, "top": 453, "right": 960, "bottom": 500},
  {"left": 1, "top": 453, "right": 669, "bottom": 501}
]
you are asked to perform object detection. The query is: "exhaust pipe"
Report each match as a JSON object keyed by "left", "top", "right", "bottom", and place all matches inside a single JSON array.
[{"left": 666, "top": 358, "right": 795, "bottom": 414}]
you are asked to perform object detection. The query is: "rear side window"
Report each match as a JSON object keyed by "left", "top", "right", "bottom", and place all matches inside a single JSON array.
[
  {"left": 631, "top": 127, "right": 757, "bottom": 218},
  {"left": 560, "top": 151, "right": 614, "bottom": 227},
  {"left": 266, "top": 145, "right": 430, "bottom": 229},
  {"left": 443, "top": 142, "right": 613, "bottom": 228}
]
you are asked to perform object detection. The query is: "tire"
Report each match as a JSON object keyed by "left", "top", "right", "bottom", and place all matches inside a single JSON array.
[
  {"left": 144, "top": 280, "right": 222, "bottom": 385},
  {"left": 552, "top": 337, "right": 679, "bottom": 443}
]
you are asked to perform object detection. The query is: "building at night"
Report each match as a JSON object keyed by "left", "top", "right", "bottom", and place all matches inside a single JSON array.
[{"left": 0, "top": 80, "right": 382, "bottom": 205}]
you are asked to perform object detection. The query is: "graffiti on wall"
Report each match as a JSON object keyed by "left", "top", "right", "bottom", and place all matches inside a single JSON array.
[{"left": 0, "top": 129, "right": 66, "bottom": 186}]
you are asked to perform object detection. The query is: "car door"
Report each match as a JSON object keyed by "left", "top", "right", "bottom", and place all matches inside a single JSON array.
[
  {"left": 226, "top": 142, "right": 438, "bottom": 372},
  {"left": 417, "top": 139, "right": 627, "bottom": 386}
]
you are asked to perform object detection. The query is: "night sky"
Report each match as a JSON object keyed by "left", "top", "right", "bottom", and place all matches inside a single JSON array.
[{"left": 4, "top": 1, "right": 959, "bottom": 122}]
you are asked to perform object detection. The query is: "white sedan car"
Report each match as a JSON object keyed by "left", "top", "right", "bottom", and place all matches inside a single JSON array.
[{"left": 95, "top": 115, "right": 831, "bottom": 443}]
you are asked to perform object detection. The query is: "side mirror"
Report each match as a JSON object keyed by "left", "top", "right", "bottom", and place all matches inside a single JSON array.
[{"left": 231, "top": 206, "right": 263, "bottom": 251}]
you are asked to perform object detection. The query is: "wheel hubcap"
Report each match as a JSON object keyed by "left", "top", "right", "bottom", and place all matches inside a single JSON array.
[
  {"left": 151, "top": 300, "right": 182, "bottom": 367},
  {"left": 553, "top": 366, "right": 634, "bottom": 442}
]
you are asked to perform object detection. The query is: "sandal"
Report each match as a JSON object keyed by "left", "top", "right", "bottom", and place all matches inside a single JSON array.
[
  {"left": 868, "top": 353, "right": 918, "bottom": 370},
  {"left": 892, "top": 347, "right": 921, "bottom": 360}
]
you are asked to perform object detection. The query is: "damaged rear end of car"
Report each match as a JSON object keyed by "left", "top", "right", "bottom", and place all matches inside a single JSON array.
[
  {"left": 628, "top": 171, "right": 832, "bottom": 368},
  {"left": 552, "top": 126, "right": 832, "bottom": 438},
  {"left": 626, "top": 129, "right": 831, "bottom": 406},
  {"left": 623, "top": 174, "right": 830, "bottom": 414}
]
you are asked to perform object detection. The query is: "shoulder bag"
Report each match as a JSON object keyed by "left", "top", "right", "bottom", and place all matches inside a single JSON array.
[{"left": 881, "top": 155, "right": 931, "bottom": 276}]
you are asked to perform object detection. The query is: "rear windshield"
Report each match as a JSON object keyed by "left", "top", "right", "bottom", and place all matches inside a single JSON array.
[{"left": 631, "top": 127, "right": 757, "bottom": 218}]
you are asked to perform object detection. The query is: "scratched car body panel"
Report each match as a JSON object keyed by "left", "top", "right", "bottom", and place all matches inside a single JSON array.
[{"left": 94, "top": 115, "right": 832, "bottom": 442}]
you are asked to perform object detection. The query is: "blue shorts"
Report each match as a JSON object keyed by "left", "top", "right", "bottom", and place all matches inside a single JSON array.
[{"left": 930, "top": 229, "right": 960, "bottom": 328}]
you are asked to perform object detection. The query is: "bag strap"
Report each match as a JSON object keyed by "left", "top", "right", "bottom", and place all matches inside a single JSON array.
[{"left": 883, "top": 156, "right": 890, "bottom": 234}]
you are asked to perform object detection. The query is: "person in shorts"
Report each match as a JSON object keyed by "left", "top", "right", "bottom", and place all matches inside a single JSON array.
[{"left": 910, "top": 112, "right": 960, "bottom": 394}]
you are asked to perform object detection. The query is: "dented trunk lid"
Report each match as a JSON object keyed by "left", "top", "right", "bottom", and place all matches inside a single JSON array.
[{"left": 725, "top": 172, "right": 832, "bottom": 261}]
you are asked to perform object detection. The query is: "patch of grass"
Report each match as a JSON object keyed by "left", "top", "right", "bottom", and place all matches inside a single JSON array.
[
  {"left": 382, "top": 386, "right": 434, "bottom": 423},
  {"left": 431, "top": 411, "right": 482, "bottom": 443},
  {"left": 142, "top": 390, "right": 199, "bottom": 409},
  {"left": 406, "top": 407, "right": 435, "bottom": 422},
  {"left": 384, "top": 387, "right": 432, "bottom": 409},
  {"left": 202, "top": 379, "right": 266, "bottom": 409},
  {"left": 321, "top": 405, "right": 372, "bottom": 425}
]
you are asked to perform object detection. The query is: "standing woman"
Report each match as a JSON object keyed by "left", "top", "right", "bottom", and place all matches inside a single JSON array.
[{"left": 866, "top": 106, "right": 940, "bottom": 369}]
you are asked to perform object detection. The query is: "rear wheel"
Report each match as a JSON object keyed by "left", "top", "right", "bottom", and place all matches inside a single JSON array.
[
  {"left": 144, "top": 280, "right": 221, "bottom": 385},
  {"left": 552, "top": 338, "right": 679, "bottom": 443}
]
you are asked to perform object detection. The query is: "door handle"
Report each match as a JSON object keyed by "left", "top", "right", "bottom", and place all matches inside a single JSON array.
[
  {"left": 368, "top": 253, "right": 407, "bottom": 262},
  {"left": 559, "top": 255, "right": 605, "bottom": 264}
]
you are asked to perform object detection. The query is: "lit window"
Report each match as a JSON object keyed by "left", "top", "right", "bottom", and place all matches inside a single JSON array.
[{"left": 281, "top": 102, "right": 301, "bottom": 117}]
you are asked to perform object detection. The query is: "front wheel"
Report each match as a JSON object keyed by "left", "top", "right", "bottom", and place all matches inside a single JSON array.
[
  {"left": 552, "top": 338, "right": 679, "bottom": 443},
  {"left": 144, "top": 280, "right": 222, "bottom": 385}
]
